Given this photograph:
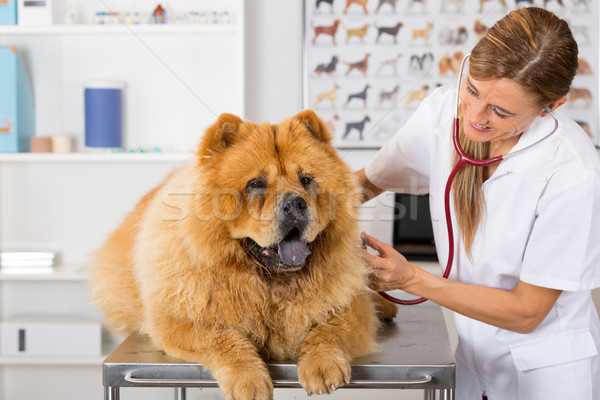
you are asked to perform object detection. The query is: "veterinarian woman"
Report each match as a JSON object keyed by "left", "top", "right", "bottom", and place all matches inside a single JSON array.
[{"left": 357, "top": 7, "right": 600, "bottom": 400}]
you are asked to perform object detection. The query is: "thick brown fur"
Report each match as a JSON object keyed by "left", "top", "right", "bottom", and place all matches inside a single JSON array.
[{"left": 90, "top": 110, "right": 396, "bottom": 400}]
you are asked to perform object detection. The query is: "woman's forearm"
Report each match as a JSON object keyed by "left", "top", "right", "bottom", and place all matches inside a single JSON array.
[
  {"left": 403, "top": 265, "right": 562, "bottom": 333},
  {"left": 355, "top": 168, "right": 384, "bottom": 203}
]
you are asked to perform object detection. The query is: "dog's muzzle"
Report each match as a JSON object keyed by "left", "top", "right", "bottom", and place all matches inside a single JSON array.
[{"left": 245, "top": 192, "right": 313, "bottom": 272}]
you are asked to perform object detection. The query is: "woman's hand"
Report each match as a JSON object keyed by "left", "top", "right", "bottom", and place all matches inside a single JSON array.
[
  {"left": 362, "top": 232, "right": 562, "bottom": 333},
  {"left": 361, "top": 232, "right": 417, "bottom": 292}
]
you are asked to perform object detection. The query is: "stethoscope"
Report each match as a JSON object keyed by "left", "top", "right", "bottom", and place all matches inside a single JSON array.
[{"left": 379, "top": 54, "right": 559, "bottom": 305}]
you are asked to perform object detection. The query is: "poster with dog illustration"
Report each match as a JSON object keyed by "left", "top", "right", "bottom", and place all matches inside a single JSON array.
[{"left": 303, "top": 0, "right": 598, "bottom": 148}]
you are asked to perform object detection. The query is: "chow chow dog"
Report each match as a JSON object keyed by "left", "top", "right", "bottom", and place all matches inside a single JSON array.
[{"left": 91, "top": 110, "right": 396, "bottom": 399}]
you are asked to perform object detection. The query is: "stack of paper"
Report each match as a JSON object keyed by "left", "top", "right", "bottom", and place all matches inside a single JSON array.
[{"left": 0, "top": 252, "right": 56, "bottom": 269}]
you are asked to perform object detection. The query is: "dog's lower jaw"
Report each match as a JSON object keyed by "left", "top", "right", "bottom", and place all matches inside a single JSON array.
[{"left": 243, "top": 238, "right": 312, "bottom": 274}]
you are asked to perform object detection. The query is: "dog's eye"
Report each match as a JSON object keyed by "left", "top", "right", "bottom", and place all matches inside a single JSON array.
[
  {"left": 299, "top": 173, "right": 314, "bottom": 187},
  {"left": 246, "top": 178, "right": 267, "bottom": 192}
]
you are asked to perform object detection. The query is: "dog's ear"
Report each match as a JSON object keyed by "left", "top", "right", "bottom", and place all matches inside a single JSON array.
[
  {"left": 293, "top": 109, "right": 332, "bottom": 144},
  {"left": 197, "top": 113, "right": 244, "bottom": 162}
]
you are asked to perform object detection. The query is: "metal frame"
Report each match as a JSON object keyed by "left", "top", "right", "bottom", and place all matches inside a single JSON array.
[{"left": 102, "top": 305, "right": 455, "bottom": 399}]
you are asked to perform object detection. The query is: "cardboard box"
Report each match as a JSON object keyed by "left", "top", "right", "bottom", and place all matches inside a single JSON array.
[
  {"left": 0, "top": 47, "right": 35, "bottom": 153},
  {"left": 0, "top": 0, "right": 17, "bottom": 24},
  {"left": 17, "top": 0, "right": 52, "bottom": 25},
  {"left": 0, "top": 316, "right": 101, "bottom": 357}
]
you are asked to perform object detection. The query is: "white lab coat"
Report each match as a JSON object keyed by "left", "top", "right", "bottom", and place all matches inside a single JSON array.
[{"left": 365, "top": 86, "right": 600, "bottom": 400}]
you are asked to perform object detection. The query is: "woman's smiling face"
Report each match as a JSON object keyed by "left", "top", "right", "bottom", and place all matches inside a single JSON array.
[{"left": 459, "top": 74, "right": 545, "bottom": 146}]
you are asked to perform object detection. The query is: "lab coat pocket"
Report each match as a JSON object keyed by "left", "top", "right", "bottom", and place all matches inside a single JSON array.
[
  {"left": 510, "top": 329, "right": 597, "bottom": 372},
  {"left": 510, "top": 331, "right": 597, "bottom": 399}
]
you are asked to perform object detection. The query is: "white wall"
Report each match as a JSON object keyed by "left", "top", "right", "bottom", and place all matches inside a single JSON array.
[{"left": 244, "top": 0, "right": 304, "bottom": 123}]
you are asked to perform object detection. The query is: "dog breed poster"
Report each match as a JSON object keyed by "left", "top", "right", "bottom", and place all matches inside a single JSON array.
[{"left": 303, "top": 0, "right": 598, "bottom": 149}]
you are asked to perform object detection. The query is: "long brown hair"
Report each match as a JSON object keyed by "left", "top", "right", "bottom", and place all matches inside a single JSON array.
[{"left": 453, "top": 7, "right": 578, "bottom": 255}]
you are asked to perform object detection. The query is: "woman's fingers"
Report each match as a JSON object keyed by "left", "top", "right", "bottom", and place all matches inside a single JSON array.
[{"left": 361, "top": 232, "right": 390, "bottom": 256}]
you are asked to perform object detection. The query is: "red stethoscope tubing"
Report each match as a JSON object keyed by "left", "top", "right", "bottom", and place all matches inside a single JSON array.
[
  {"left": 378, "top": 53, "right": 558, "bottom": 305},
  {"left": 378, "top": 117, "right": 504, "bottom": 305}
]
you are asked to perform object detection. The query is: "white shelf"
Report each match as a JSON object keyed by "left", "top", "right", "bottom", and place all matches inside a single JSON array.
[
  {"left": 0, "top": 23, "right": 238, "bottom": 35},
  {"left": 0, "top": 340, "right": 119, "bottom": 366},
  {"left": 0, "top": 152, "right": 193, "bottom": 163},
  {"left": 0, "top": 354, "right": 104, "bottom": 366}
]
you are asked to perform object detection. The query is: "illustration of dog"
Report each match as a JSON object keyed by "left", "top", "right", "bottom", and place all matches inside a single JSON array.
[
  {"left": 577, "top": 58, "right": 593, "bottom": 76},
  {"left": 568, "top": 87, "right": 592, "bottom": 107},
  {"left": 312, "top": 19, "right": 341, "bottom": 45},
  {"left": 344, "top": 53, "right": 370, "bottom": 76},
  {"left": 571, "top": 25, "right": 591, "bottom": 45},
  {"left": 515, "top": 0, "right": 534, "bottom": 6},
  {"left": 376, "top": 53, "right": 403, "bottom": 76},
  {"left": 376, "top": 0, "right": 399, "bottom": 13},
  {"left": 479, "top": 0, "right": 507, "bottom": 12},
  {"left": 571, "top": 0, "right": 590, "bottom": 11},
  {"left": 91, "top": 110, "right": 397, "bottom": 400},
  {"left": 441, "top": 0, "right": 464, "bottom": 12},
  {"left": 439, "top": 26, "right": 467, "bottom": 45},
  {"left": 343, "top": 115, "right": 371, "bottom": 140},
  {"left": 313, "top": 55, "right": 339, "bottom": 77},
  {"left": 410, "top": 22, "right": 434, "bottom": 46},
  {"left": 543, "top": 0, "right": 563, "bottom": 7},
  {"left": 346, "top": 23, "right": 370, "bottom": 43},
  {"left": 405, "top": 84, "right": 429, "bottom": 107},
  {"left": 344, "top": 0, "right": 368, "bottom": 14},
  {"left": 439, "top": 51, "right": 464, "bottom": 76},
  {"left": 344, "top": 84, "right": 371, "bottom": 109},
  {"left": 314, "top": 0, "right": 335, "bottom": 13},
  {"left": 409, "top": 52, "right": 434, "bottom": 73},
  {"left": 379, "top": 84, "right": 400, "bottom": 105},
  {"left": 474, "top": 19, "right": 488, "bottom": 38},
  {"left": 314, "top": 83, "right": 340, "bottom": 109},
  {"left": 375, "top": 22, "right": 403, "bottom": 44}
]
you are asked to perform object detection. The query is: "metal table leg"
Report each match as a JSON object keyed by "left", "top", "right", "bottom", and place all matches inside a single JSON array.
[
  {"left": 175, "top": 387, "right": 186, "bottom": 400},
  {"left": 424, "top": 389, "right": 435, "bottom": 400},
  {"left": 105, "top": 386, "right": 119, "bottom": 400},
  {"left": 440, "top": 388, "right": 454, "bottom": 400}
]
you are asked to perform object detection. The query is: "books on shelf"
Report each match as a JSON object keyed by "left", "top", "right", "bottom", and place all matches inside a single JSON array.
[{"left": 0, "top": 251, "right": 57, "bottom": 270}]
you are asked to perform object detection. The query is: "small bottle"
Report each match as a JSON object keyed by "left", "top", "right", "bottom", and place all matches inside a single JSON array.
[
  {"left": 64, "top": 3, "right": 75, "bottom": 25},
  {"left": 220, "top": 11, "right": 230, "bottom": 24}
]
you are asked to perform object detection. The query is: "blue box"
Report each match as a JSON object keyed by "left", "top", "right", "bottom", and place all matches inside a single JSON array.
[
  {"left": 0, "top": 47, "right": 35, "bottom": 153},
  {"left": 0, "top": 0, "right": 16, "bottom": 25}
]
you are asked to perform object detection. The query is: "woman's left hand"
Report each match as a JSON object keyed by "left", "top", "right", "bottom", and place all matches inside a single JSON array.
[{"left": 361, "top": 232, "right": 417, "bottom": 292}]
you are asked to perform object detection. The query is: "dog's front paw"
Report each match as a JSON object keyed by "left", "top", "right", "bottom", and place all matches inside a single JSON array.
[
  {"left": 298, "top": 346, "right": 351, "bottom": 396},
  {"left": 215, "top": 363, "right": 273, "bottom": 400},
  {"left": 370, "top": 291, "right": 398, "bottom": 321}
]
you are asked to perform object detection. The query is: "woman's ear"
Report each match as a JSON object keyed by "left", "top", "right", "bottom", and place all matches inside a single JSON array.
[{"left": 541, "top": 97, "right": 567, "bottom": 116}]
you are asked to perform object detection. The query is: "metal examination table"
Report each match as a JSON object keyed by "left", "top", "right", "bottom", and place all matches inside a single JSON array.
[{"left": 103, "top": 304, "right": 455, "bottom": 399}]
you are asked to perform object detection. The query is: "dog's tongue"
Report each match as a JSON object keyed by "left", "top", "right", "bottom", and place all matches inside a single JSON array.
[{"left": 278, "top": 237, "right": 311, "bottom": 266}]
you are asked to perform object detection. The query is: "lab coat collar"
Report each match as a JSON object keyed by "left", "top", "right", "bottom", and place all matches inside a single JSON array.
[{"left": 488, "top": 111, "right": 562, "bottom": 183}]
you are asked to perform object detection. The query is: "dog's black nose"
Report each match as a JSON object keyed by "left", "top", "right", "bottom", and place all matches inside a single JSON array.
[
  {"left": 281, "top": 193, "right": 307, "bottom": 218},
  {"left": 278, "top": 193, "right": 309, "bottom": 232}
]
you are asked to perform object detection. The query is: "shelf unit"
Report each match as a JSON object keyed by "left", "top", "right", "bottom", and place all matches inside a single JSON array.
[
  {"left": 0, "top": 1, "right": 244, "bottom": 399},
  {"left": 0, "top": 23, "right": 239, "bottom": 35},
  {"left": 0, "top": 152, "right": 194, "bottom": 162}
]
